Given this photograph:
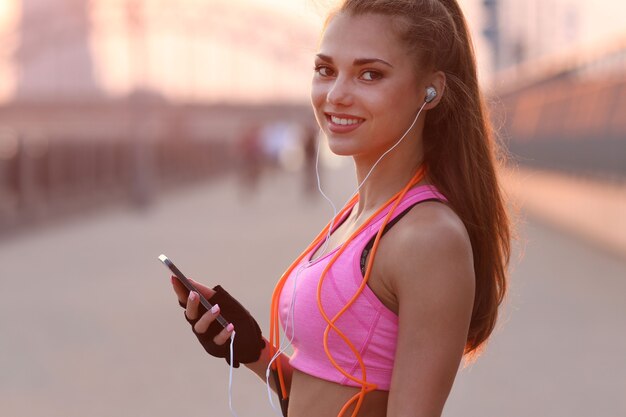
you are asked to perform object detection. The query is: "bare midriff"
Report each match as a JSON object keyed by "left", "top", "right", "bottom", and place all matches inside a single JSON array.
[{"left": 288, "top": 368, "right": 389, "bottom": 417}]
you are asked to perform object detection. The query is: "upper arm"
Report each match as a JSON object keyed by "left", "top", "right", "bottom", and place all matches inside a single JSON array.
[{"left": 383, "top": 204, "right": 475, "bottom": 417}]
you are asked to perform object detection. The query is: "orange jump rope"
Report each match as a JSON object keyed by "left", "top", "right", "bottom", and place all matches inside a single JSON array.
[{"left": 269, "top": 164, "right": 427, "bottom": 417}]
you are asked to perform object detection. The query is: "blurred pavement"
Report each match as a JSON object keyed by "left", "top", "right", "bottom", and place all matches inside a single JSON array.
[
  {"left": 501, "top": 166, "right": 626, "bottom": 260},
  {"left": 1, "top": 162, "right": 625, "bottom": 417}
]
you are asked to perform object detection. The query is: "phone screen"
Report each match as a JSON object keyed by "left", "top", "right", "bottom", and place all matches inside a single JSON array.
[{"left": 158, "top": 254, "right": 228, "bottom": 328}]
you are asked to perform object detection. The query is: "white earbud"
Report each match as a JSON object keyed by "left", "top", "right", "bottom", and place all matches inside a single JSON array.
[{"left": 425, "top": 86, "right": 437, "bottom": 103}]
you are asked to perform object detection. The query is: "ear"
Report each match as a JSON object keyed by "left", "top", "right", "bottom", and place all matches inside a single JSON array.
[{"left": 424, "top": 71, "right": 446, "bottom": 109}]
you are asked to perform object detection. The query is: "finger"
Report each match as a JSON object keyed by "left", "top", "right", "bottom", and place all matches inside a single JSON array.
[
  {"left": 171, "top": 276, "right": 189, "bottom": 305},
  {"left": 188, "top": 278, "right": 217, "bottom": 300},
  {"left": 213, "top": 323, "right": 235, "bottom": 345},
  {"left": 185, "top": 291, "right": 201, "bottom": 321},
  {"left": 193, "top": 304, "right": 221, "bottom": 334}
]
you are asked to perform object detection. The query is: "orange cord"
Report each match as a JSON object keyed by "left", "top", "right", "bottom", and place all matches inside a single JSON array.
[
  {"left": 269, "top": 165, "right": 426, "bottom": 416},
  {"left": 268, "top": 194, "right": 358, "bottom": 397}
]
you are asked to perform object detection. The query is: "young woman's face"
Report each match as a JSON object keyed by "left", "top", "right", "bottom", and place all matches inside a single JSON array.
[{"left": 311, "top": 12, "right": 425, "bottom": 159}]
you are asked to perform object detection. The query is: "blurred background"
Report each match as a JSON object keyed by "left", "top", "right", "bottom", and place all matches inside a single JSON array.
[{"left": 0, "top": 0, "right": 624, "bottom": 416}]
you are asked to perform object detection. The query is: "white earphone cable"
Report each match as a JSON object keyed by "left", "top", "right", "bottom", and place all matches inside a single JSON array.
[
  {"left": 265, "top": 263, "right": 306, "bottom": 416},
  {"left": 263, "top": 99, "right": 429, "bottom": 413},
  {"left": 312, "top": 129, "right": 339, "bottom": 262},
  {"left": 311, "top": 99, "right": 428, "bottom": 260},
  {"left": 352, "top": 100, "right": 428, "bottom": 198},
  {"left": 228, "top": 332, "right": 239, "bottom": 417}
]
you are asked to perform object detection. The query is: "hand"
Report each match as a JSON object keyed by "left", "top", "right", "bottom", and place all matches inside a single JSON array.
[
  {"left": 171, "top": 276, "right": 265, "bottom": 367},
  {"left": 171, "top": 276, "right": 234, "bottom": 345}
]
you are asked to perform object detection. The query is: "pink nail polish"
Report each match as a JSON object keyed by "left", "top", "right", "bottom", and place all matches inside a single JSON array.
[
  {"left": 189, "top": 292, "right": 196, "bottom": 301},
  {"left": 226, "top": 323, "right": 234, "bottom": 332},
  {"left": 211, "top": 304, "right": 219, "bottom": 314}
]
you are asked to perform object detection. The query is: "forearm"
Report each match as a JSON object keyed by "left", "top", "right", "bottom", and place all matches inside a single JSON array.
[{"left": 244, "top": 337, "right": 294, "bottom": 394}]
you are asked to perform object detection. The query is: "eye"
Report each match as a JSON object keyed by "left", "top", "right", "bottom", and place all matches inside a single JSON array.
[
  {"left": 361, "top": 70, "right": 383, "bottom": 81},
  {"left": 314, "top": 65, "right": 335, "bottom": 77}
]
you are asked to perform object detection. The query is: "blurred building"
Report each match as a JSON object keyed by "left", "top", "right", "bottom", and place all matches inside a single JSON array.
[
  {"left": 14, "top": 0, "right": 102, "bottom": 101},
  {"left": 479, "top": 0, "right": 626, "bottom": 180},
  {"left": 482, "top": 0, "right": 626, "bottom": 75}
]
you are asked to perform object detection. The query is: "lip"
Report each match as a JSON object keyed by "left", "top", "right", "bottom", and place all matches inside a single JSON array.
[{"left": 324, "top": 112, "right": 365, "bottom": 134}]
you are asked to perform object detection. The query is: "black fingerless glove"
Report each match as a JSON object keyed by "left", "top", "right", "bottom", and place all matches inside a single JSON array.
[{"left": 183, "top": 285, "right": 265, "bottom": 368}]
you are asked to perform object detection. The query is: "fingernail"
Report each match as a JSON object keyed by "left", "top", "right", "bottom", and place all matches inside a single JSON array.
[
  {"left": 226, "top": 323, "right": 234, "bottom": 332},
  {"left": 211, "top": 304, "right": 219, "bottom": 314},
  {"left": 188, "top": 292, "right": 196, "bottom": 301}
]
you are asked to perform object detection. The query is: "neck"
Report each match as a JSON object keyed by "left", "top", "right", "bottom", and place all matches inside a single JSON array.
[
  {"left": 344, "top": 109, "right": 429, "bottom": 221},
  {"left": 351, "top": 149, "right": 426, "bottom": 219}
]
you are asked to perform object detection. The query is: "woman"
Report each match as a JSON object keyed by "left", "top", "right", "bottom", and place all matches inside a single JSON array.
[{"left": 172, "top": 0, "right": 512, "bottom": 416}]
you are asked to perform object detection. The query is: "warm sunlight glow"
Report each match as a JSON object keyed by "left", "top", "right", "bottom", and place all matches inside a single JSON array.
[
  {"left": 0, "top": 1, "right": 18, "bottom": 101},
  {"left": 0, "top": 0, "right": 624, "bottom": 103}
]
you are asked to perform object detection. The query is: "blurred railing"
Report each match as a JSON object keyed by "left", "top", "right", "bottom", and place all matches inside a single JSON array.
[
  {"left": 0, "top": 133, "right": 231, "bottom": 232},
  {"left": 0, "top": 98, "right": 312, "bottom": 234},
  {"left": 495, "top": 74, "right": 626, "bottom": 180}
]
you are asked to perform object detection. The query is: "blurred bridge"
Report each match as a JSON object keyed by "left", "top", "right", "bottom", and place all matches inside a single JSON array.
[
  {"left": 1, "top": 0, "right": 624, "bottom": 238},
  {"left": 0, "top": 0, "right": 317, "bottom": 234},
  {"left": 0, "top": 4, "right": 624, "bottom": 415}
]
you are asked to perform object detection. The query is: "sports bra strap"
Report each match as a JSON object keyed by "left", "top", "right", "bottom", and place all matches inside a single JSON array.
[{"left": 360, "top": 198, "right": 447, "bottom": 276}]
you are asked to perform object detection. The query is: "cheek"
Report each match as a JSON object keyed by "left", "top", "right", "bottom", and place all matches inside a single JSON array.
[
  {"left": 310, "top": 82, "right": 326, "bottom": 112},
  {"left": 362, "top": 90, "right": 403, "bottom": 125},
  {"left": 310, "top": 84, "right": 330, "bottom": 129},
  {"left": 380, "top": 86, "right": 421, "bottom": 120}
]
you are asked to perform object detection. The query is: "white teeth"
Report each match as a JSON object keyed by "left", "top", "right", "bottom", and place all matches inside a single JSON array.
[{"left": 330, "top": 115, "right": 361, "bottom": 126}]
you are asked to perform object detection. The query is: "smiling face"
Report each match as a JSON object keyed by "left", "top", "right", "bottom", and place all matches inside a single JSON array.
[{"left": 311, "top": 12, "right": 427, "bottom": 160}]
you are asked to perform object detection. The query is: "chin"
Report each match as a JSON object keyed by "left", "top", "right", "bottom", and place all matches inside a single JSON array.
[
  {"left": 328, "top": 148, "right": 354, "bottom": 157},
  {"left": 325, "top": 135, "right": 361, "bottom": 157}
]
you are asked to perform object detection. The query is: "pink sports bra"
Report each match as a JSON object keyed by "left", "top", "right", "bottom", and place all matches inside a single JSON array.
[{"left": 278, "top": 185, "right": 448, "bottom": 390}]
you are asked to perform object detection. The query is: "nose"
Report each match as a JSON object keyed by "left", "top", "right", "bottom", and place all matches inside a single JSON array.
[{"left": 326, "top": 76, "right": 353, "bottom": 107}]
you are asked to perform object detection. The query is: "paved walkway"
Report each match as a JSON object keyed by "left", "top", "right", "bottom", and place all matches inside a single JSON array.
[
  {"left": 0, "top": 163, "right": 624, "bottom": 417},
  {"left": 501, "top": 165, "right": 626, "bottom": 260}
]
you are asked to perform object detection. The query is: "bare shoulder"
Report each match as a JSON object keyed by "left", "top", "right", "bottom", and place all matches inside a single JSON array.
[
  {"left": 380, "top": 201, "right": 475, "bottom": 295},
  {"left": 397, "top": 201, "right": 472, "bottom": 258},
  {"left": 379, "top": 205, "right": 477, "bottom": 416},
  {"left": 379, "top": 200, "right": 476, "bottom": 415}
]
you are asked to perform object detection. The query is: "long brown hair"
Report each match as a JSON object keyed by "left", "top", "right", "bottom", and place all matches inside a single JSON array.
[{"left": 338, "top": 0, "right": 513, "bottom": 358}]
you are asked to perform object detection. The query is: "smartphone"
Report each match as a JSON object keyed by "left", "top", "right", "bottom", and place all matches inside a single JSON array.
[{"left": 158, "top": 254, "right": 228, "bottom": 328}]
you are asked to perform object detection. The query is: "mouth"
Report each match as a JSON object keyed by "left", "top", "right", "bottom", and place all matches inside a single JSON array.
[{"left": 324, "top": 113, "right": 365, "bottom": 133}]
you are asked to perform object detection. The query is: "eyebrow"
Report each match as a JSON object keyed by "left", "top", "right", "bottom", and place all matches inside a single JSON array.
[{"left": 316, "top": 53, "right": 394, "bottom": 68}]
